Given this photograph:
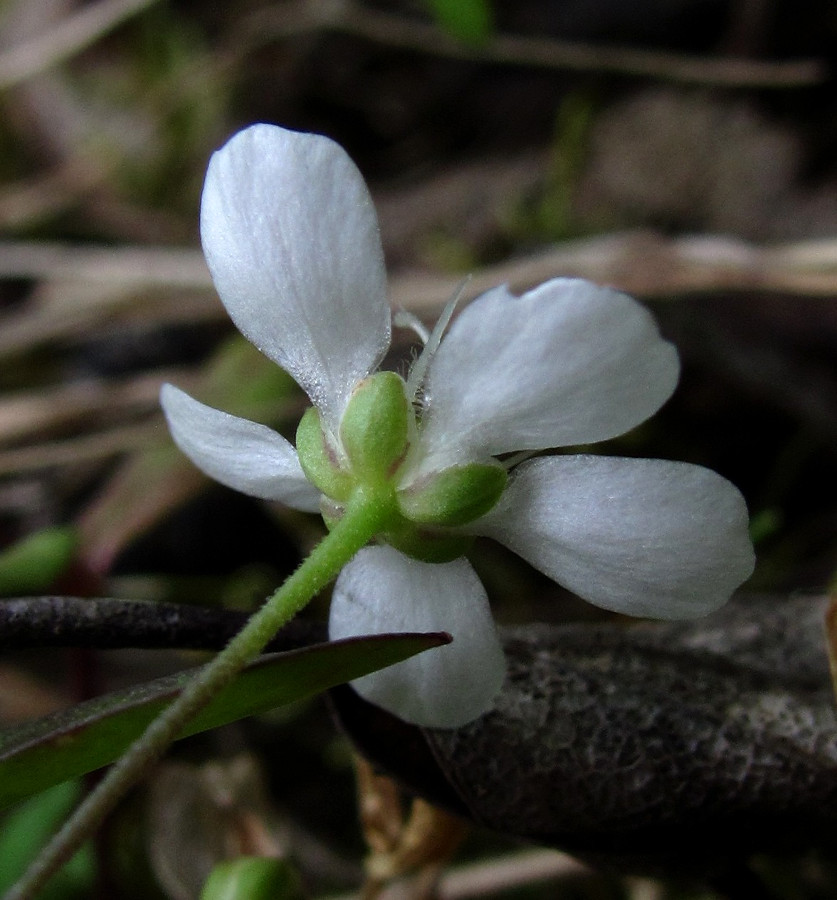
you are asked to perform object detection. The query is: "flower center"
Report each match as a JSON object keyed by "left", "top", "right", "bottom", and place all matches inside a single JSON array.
[{"left": 296, "top": 370, "right": 507, "bottom": 562}]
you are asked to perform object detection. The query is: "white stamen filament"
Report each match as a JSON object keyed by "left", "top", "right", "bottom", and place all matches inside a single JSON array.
[
  {"left": 406, "top": 275, "right": 471, "bottom": 403},
  {"left": 393, "top": 309, "right": 431, "bottom": 344}
]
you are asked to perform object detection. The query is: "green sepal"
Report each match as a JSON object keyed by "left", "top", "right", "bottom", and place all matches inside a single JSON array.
[
  {"left": 399, "top": 461, "right": 507, "bottom": 527},
  {"left": 319, "top": 497, "right": 344, "bottom": 532},
  {"left": 339, "top": 372, "right": 410, "bottom": 481},
  {"left": 201, "top": 858, "right": 304, "bottom": 900},
  {"left": 296, "top": 407, "right": 353, "bottom": 502},
  {"left": 325, "top": 497, "right": 473, "bottom": 563},
  {"left": 383, "top": 520, "right": 474, "bottom": 563}
]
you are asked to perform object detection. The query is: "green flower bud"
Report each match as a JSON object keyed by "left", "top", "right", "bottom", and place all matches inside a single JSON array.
[
  {"left": 296, "top": 407, "right": 353, "bottom": 502},
  {"left": 200, "top": 858, "right": 304, "bottom": 900},
  {"left": 399, "top": 461, "right": 507, "bottom": 527},
  {"left": 339, "top": 372, "right": 410, "bottom": 482}
]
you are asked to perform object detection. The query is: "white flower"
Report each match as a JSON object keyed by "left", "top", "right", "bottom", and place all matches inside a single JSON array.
[{"left": 161, "top": 124, "right": 755, "bottom": 728}]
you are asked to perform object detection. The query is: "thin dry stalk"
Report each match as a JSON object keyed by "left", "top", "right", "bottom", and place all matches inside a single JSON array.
[
  {"left": 0, "top": 0, "right": 162, "bottom": 89},
  {"left": 0, "top": 420, "right": 162, "bottom": 476},
  {"left": 0, "top": 229, "right": 835, "bottom": 309},
  {"left": 241, "top": 0, "right": 825, "bottom": 89},
  {"left": 1, "top": 231, "right": 837, "bottom": 359},
  {"left": 0, "top": 368, "right": 192, "bottom": 445},
  {"left": 326, "top": 848, "right": 591, "bottom": 900}
]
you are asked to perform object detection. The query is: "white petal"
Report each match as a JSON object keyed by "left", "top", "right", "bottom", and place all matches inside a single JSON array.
[
  {"left": 160, "top": 384, "right": 321, "bottom": 512},
  {"left": 475, "top": 455, "right": 754, "bottom": 619},
  {"left": 418, "top": 279, "right": 679, "bottom": 470},
  {"left": 200, "top": 124, "right": 391, "bottom": 433},
  {"left": 329, "top": 546, "right": 506, "bottom": 727}
]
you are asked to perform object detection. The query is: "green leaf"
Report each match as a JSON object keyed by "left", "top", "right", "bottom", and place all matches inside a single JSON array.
[
  {"left": 425, "top": 0, "right": 494, "bottom": 44},
  {"left": 0, "top": 632, "right": 447, "bottom": 809},
  {"left": 201, "top": 858, "right": 304, "bottom": 900},
  {"left": 0, "top": 781, "right": 94, "bottom": 898},
  {"left": 0, "top": 527, "right": 77, "bottom": 595}
]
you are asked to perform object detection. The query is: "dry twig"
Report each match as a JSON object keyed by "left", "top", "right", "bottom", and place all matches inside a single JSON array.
[
  {"left": 0, "top": 229, "right": 835, "bottom": 341},
  {"left": 0, "top": 0, "right": 162, "bottom": 90},
  {"left": 241, "top": 0, "right": 826, "bottom": 89},
  {"left": 0, "top": 368, "right": 192, "bottom": 446},
  {"left": 325, "top": 847, "right": 590, "bottom": 900},
  {"left": 0, "top": 420, "right": 162, "bottom": 476}
]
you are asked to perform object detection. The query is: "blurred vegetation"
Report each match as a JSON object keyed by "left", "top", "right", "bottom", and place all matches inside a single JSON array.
[
  {"left": 0, "top": 0, "right": 836, "bottom": 897},
  {"left": 0, "top": 782, "right": 94, "bottom": 899}
]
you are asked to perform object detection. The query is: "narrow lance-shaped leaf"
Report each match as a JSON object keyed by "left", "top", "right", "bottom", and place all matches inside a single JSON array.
[{"left": 0, "top": 632, "right": 447, "bottom": 809}]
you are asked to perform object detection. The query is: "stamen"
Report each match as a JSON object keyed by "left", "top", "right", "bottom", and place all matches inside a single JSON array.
[
  {"left": 393, "top": 309, "right": 430, "bottom": 344},
  {"left": 406, "top": 275, "right": 471, "bottom": 403}
]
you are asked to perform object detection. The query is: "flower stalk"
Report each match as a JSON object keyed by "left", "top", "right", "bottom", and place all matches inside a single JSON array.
[{"left": 5, "top": 487, "right": 394, "bottom": 900}]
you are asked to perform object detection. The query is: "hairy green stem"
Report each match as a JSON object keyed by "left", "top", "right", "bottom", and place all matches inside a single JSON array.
[{"left": 6, "top": 486, "right": 393, "bottom": 900}]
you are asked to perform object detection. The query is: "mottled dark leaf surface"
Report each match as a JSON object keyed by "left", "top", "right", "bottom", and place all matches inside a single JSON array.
[{"left": 333, "top": 595, "right": 837, "bottom": 875}]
